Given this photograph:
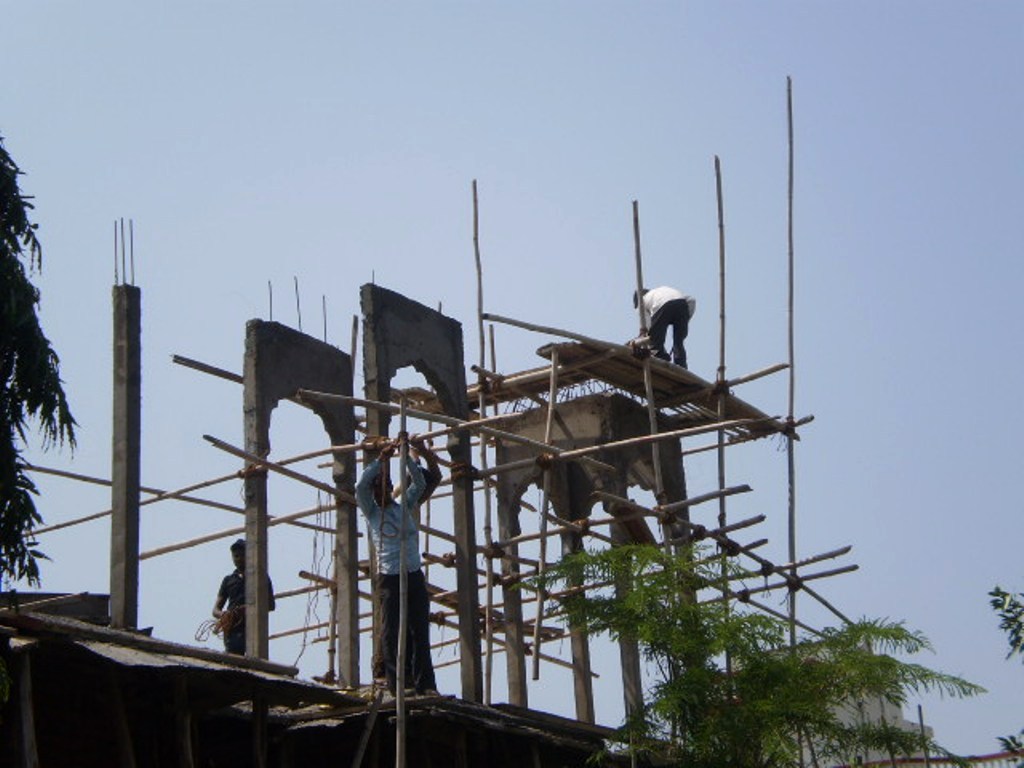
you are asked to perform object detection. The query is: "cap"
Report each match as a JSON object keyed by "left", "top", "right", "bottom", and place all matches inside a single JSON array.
[{"left": 230, "top": 539, "right": 246, "bottom": 552}]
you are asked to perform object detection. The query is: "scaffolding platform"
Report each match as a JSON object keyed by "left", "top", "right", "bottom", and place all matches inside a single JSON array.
[{"left": 461, "top": 340, "right": 787, "bottom": 443}]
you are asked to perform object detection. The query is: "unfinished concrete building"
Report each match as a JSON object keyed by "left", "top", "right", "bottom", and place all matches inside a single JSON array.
[{"left": 3, "top": 217, "right": 845, "bottom": 765}]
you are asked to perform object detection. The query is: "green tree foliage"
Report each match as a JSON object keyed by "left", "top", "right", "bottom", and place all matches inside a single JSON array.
[
  {"left": 0, "top": 133, "right": 76, "bottom": 586},
  {"left": 989, "top": 586, "right": 1024, "bottom": 758},
  {"left": 540, "top": 544, "right": 982, "bottom": 767}
]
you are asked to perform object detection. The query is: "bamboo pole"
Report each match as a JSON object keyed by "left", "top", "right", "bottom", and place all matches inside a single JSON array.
[
  {"left": 171, "top": 354, "right": 243, "bottom": 384},
  {"left": 140, "top": 503, "right": 339, "bottom": 560},
  {"left": 786, "top": 75, "right": 800, "bottom": 647},
  {"left": 396, "top": 404, "right": 409, "bottom": 768},
  {"left": 472, "top": 179, "right": 497, "bottom": 705},
  {"left": 26, "top": 463, "right": 242, "bottom": 515},
  {"left": 203, "top": 434, "right": 357, "bottom": 505},
  {"left": 700, "top": 563, "right": 858, "bottom": 606},
  {"left": 713, "top": 155, "right": 734, "bottom": 682},
  {"left": 591, "top": 485, "right": 751, "bottom": 522},
  {"left": 476, "top": 417, "right": 765, "bottom": 479},
  {"left": 631, "top": 201, "right": 666, "bottom": 514},
  {"left": 530, "top": 348, "right": 560, "bottom": 682},
  {"left": 656, "top": 484, "right": 753, "bottom": 514},
  {"left": 33, "top": 461, "right": 334, "bottom": 537},
  {"left": 297, "top": 391, "right": 615, "bottom": 474}
]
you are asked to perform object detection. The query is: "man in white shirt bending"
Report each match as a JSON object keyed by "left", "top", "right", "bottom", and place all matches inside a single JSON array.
[{"left": 634, "top": 286, "right": 696, "bottom": 369}]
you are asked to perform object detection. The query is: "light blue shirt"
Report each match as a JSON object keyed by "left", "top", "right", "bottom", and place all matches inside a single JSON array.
[{"left": 356, "top": 457, "right": 427, "bottom": 575}]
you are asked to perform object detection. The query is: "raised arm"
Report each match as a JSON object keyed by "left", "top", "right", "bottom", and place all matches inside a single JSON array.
[{"left": 355, "top": 457, "right": 382, "bottom": 514}]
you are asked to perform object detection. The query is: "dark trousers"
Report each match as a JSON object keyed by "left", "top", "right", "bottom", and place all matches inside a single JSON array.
[
  {"left": 649, "top": 298, "right": 691, "bottom": 368},
  {"left": 378, "top": 569, "right": 437, "bottom": 694},
  {"left": 224, "top": 626, "right": 245, "bottom": 655}
]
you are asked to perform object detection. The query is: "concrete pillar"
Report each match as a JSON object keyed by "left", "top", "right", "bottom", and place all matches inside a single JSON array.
[
  {"left": 110, "top": 284, "right": 141, "bottom": 629},
  {"left": 360, "top": 284, "right": 483, "bottom": 702},
  {"left": 242, "top": 320, "right": 355, "bottom": 666},
  {"left": 495, "top": 482, "right": 528, "bottom": 707}
]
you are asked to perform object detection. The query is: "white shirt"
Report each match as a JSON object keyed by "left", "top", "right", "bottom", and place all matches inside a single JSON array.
[{"left": 642, "top": 286, "right": 696, "bottom": 322}]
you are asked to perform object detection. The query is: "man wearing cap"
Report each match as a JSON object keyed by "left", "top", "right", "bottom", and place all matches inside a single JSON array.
[
  {"left": 634, "top": 286, "right": 697, "bottom": 369},
  {"left": 212, "top": 539, "right": 275, "bottom": 655}
]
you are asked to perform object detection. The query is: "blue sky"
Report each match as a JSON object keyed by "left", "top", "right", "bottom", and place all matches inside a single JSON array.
[{"left": 4, "top": 1, "right": 1023, "bottom": 753}]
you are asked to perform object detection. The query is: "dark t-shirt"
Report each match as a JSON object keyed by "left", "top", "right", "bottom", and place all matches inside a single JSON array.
[{"left": 217, "top": 570, "right": 275, "bottom": 618}]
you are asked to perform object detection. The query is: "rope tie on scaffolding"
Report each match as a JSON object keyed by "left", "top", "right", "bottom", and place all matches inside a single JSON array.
[
  {"left": 535, "top": 452, "right": 557, "bottom": 470},
  {"left": 238, "top": 464, "right": 268, "bottom": 479},
  {"left": 450, "top": 461, "right": 478, "bottom": 481},
  {"left": 481, "top": 542, "right": 505, "bottom": 560}
]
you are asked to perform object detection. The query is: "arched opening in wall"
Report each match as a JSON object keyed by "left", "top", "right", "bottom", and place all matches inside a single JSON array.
[
  {"left": 258, "top": 398, "right": 342, "bottom": 676},
  {"left": 362, "top": 364, "right": 468, "bottom": 695}
]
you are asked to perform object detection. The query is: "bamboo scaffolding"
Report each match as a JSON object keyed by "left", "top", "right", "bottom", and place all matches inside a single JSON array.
[
  {"left": 26, "top": 463, "right": 241, "bottom": 514},
  {"left": 432, "top": 643, "right": 596, "bottom": 677},
  {"left": 472, "top": 179, "right": 498, "bottom": 705},
  {"left": 786, "top": 75, "right": 801, "bottom": 646},
  {"left": 531, "top": 348, "right": 557, "bottom": 682},
  {"left": 476, "top": 417, "right": 766, "bottom": 480},
  {"left": 802, "top": 583, "right": 852, "bottom": 625},
  {"left": 296, "top": 391, "right": 616, "bottom": 475},
  {"left": 34, "top": 434, "right": 363, "bottom": 536},
  {"left": 701, "top": 563, "right": 858, "bottom": 606},
  {"left": 591, "top": 486, "right": 751, "bottom": 525},
  {"left": 171, "top": 354, "right": 243, "bottom": 384},
  {"left": 714, "top": 154, "right": 733, "bottom": 681},
  {"left": 140, "top": 503, "right": 340, "bottom": 560},
  {"left": 269, "top": 609, "right": 373, "bottom": 642},
  {"left": 203, "top": 434, "right": 358, "bottom": 505},
  {"left": 631, "top": 201, "right": 668, "bottom": 550}
]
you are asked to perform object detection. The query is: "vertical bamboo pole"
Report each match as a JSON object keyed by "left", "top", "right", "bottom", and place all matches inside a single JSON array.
[
  {"left": 632, "top": 202, "right": 666, "bottom": 515},
  {"left": 472, "top": 179, "right": 497, "bottom": 703},
  {"left": 395, "top": 401, "right": 409, "bottom": 768},
  {"left": 531, "top": 347, "right": 559, "bottom": 681},
  {"left": 423, "top": 419, "right": 434, "bottom": 584},
  {"left": 714, "top": 157, "right": 732, "bottom": 680},
  {"left": 715, "top": 157, "right": 728, "bottom": 535},
  {"left": 786, "top": 76, "right": 799, "bottom": 648}
]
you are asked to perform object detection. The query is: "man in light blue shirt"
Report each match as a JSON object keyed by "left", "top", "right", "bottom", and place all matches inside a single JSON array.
[{"left": 356, "top": 441, "right": 438, "bottom": 696}]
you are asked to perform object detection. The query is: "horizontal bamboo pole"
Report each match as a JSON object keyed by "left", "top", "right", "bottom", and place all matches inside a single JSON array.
[
  {"left": 656, "top": 484, "right": 753, "bottom": 514},
  {"left": 478, "top": 419, "right": 764, "bottom": 481},
  {"left": 666, "top": 514, "right": 766, "bottom": 547},
  {"left": 701, "top": 563, "right": 859, "bottom": 606},
  {"left": 432, "top": 640, "right": 597, "bottom": 678},
  {"left": 723, "top": 362, "right": 789, "bottom": 388},
  {"left": 296, "top": 391, "right": 615, "bottom": 475},
  {"left": 33, "top": 468, "right": 246, "bottom": 535},
  {"left": 298, "top": 570, "right": 335, "bottom": 589},
  {"left": 269, "top": 609, "right": 373, "bottom": 642},
  {"left": 203, "top": 434, "right": 358, "bottom": 505},
  {"left": 747, "top": 596, "right": 822, "bottom": 637},
  {"left": 801, "top": 583, "right": 853, "bottom": 625},
  {"left": 33, "top": 434, "right": 357, "bottom": 536},
  {"left": 26, "top": 463, "right": 242, "bottom": 514},
  {"left": 769, "top": 545, "right": 852, "bottom": 574},
  {"left": 171, "top": 354, "right": 243, "bottom": 384},
  {"left": 481, "top": 312, "right": 640, "bottom": 362},
  {"left": 419, "top": 522, "right": 457, "bottom": 545},
  {"left": 140, "top": 503, "right": 341, "bottom": 560}
]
